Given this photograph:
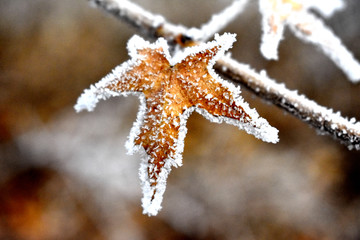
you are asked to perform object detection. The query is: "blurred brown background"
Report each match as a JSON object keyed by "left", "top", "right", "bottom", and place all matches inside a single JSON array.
[{"left": 0, "top": 0, "right": 360, "bottom": 239}]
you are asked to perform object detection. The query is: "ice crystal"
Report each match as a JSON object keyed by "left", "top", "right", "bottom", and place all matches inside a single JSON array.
[
  {"left": 188, "top": 0, "right": 250, "bottom": 41},
  {"left": 220, "top": 56, "right": 360, "bottom": 150},
  {"left": 259, "top": 0, "right": 360, "bottom": 82},
  {"left": 75, "top": 33, "right": 278, "bottom": 216}
]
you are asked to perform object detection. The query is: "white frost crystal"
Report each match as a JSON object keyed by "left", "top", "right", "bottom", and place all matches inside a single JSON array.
[
  {"left": 75, "top": 33, "right": 278, "bottom": 216},
  {"left": 259, "top": 0, "right": 360, "bottom": 82}
]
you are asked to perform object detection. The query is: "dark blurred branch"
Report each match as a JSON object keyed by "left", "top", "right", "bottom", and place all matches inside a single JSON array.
[{"left": 89, "top": 0, "right": 360, "bottom": 150}]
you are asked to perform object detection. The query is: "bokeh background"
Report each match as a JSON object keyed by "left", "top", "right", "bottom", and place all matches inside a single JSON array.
[{"left": 1, "top": 0, "right": 360, "bottom": 239}]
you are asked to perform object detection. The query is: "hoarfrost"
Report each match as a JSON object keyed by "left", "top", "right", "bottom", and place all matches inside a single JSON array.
[
  {"left": 107, "top": 0, "right": 165, "bottom": 29},
  {"left": 219, "top": 56, "right": 360, "bottom": 150},
  {"left": 259, "top": 0, "right": 360, "bottom": 82},
  {"left": 288, "top": 12, "right": 360, "bottom": 83},
  {"left": 75, "top": 33, "right": 278, "bottom": 216},
  {"left": 188, "top": 0, "right": 250, "bottom": 41}
]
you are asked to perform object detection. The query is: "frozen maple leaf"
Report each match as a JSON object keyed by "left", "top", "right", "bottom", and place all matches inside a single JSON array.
[
  {"left": 75, "top": 33, "right": 279, "bottom": 216},
  {"left": 259, "top": 0, "right": 360, "bottom": 82}
]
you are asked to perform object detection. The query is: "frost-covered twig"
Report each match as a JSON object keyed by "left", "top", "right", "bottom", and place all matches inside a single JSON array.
[
  {"left": 89, "top": 0, "right": 360, "bottom": 149},
  {"left": 89, "top": 0, "right": 187, "bottom": 41},
  {"left": 216, "top": 57, "right": 360, "bottom": 150},
  {"left": 259, "top": 0, "right": 360, "bottom": 82},
  {"left": 90, "top": 0, "right": 250, "bottom": 43},
  {"left": 188, "top": 0, "right": 250, "bottom": 41},
  {"left": 289, "top": 11, "right": 360, "bottom": 82}
]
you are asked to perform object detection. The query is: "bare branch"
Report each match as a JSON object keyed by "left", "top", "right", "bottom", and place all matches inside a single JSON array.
[{"left": 89, "top": 0, "right": 360, "bottom": 149}]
